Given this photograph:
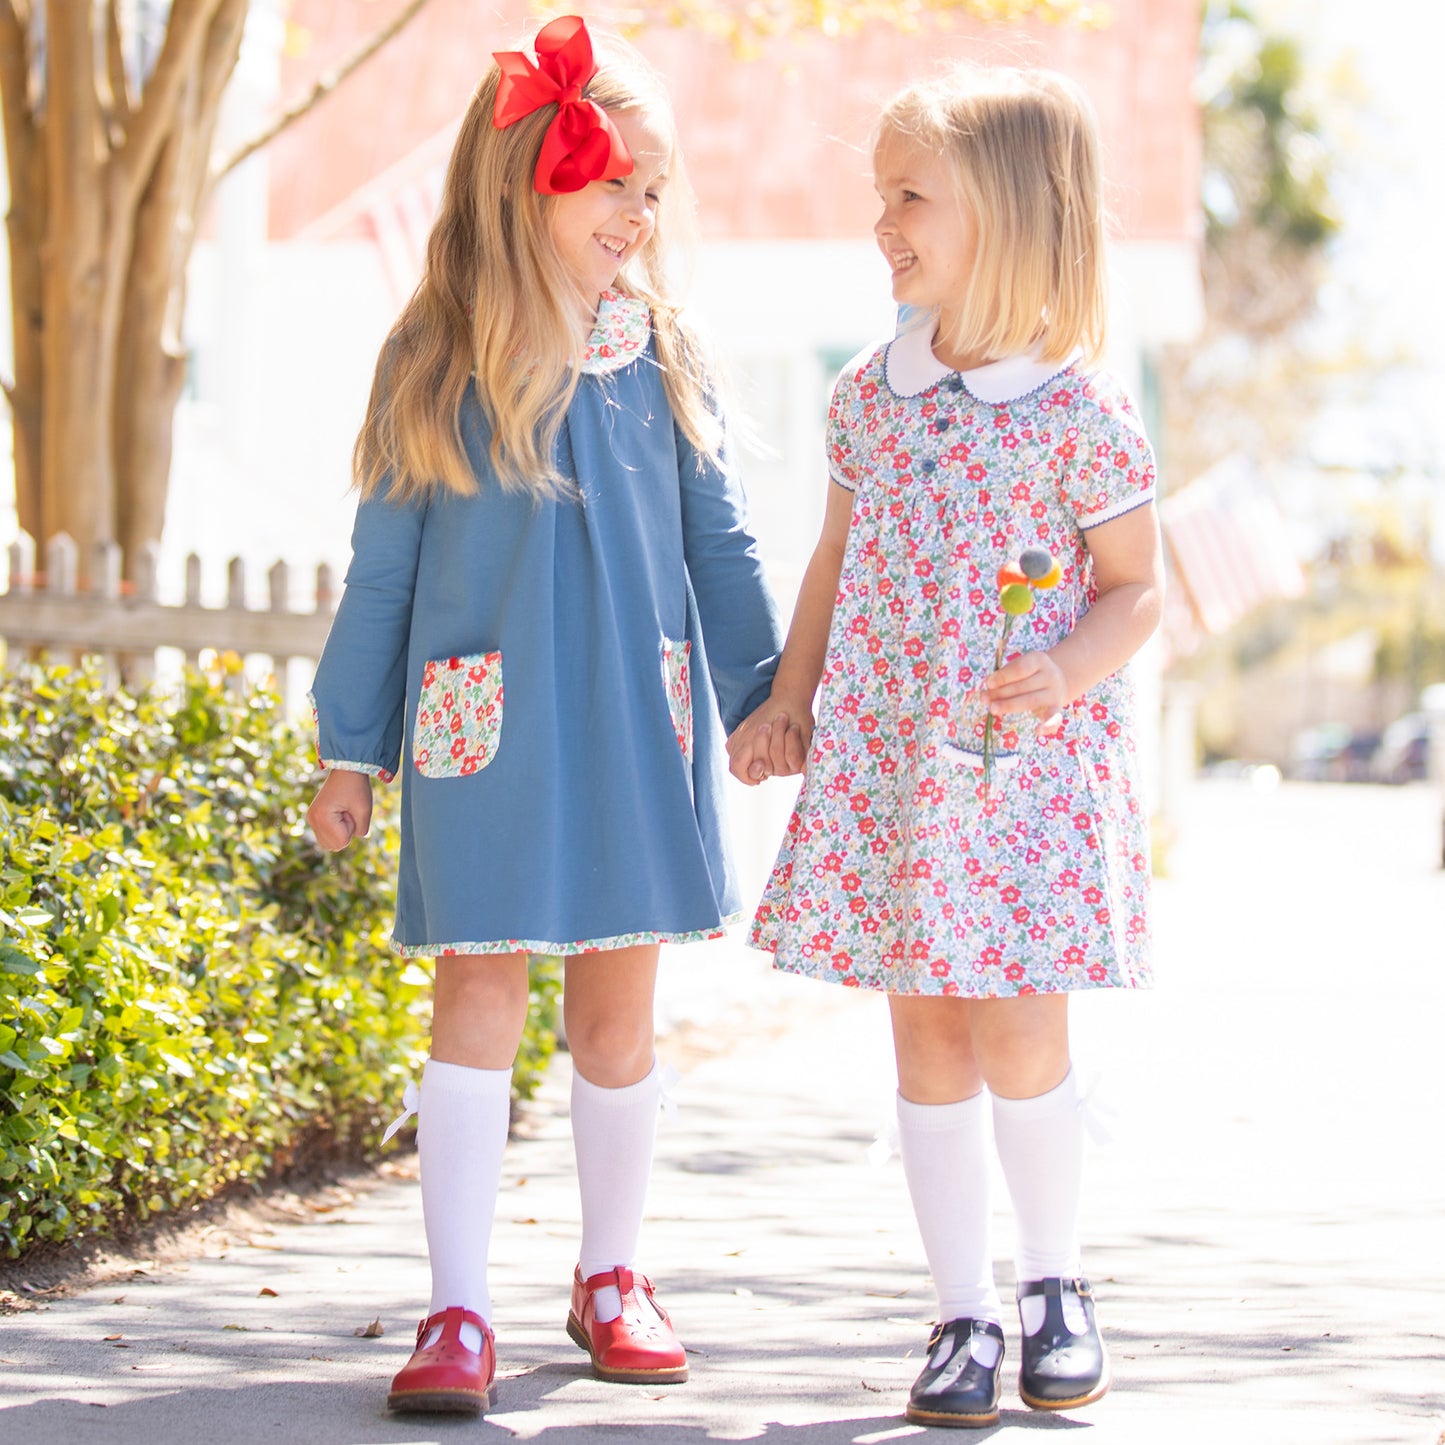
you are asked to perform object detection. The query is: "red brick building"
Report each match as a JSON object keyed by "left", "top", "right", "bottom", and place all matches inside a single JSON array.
[{"left": 269, "top": 1, "right": 1197, "bottom": 253}]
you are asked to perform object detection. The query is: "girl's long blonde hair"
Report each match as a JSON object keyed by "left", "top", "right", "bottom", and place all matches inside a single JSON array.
[
  {"left": 878, "top": 66, "right": 1109, "bottom": 366},
  {"left": 355, "top": 33, "right": 720, "bottom": 503}
]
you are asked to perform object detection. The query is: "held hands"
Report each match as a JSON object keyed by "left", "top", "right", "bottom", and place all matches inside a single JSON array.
[
  {"left": 985, "top": 650, "right": 1069, "bottom": 737},
  {"left": 727, "top": 693, "right": 812, "bottom": 786},
  {"left": 306, "top": 768, "right": 375, "bottom": 851}
]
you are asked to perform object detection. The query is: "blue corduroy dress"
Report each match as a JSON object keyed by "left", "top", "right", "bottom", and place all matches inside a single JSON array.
[{"left": 310, "top": 294, "right": 783, "bottom": 956}]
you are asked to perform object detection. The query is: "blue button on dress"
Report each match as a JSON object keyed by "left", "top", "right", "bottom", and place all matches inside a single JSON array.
[{"left": 310, "top": 293, "right": 783, "bottom": 956}]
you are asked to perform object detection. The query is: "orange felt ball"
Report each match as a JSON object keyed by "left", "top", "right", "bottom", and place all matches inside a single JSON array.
[{"left": 996, "top": 562, "right": 1029, "bottom": 591}]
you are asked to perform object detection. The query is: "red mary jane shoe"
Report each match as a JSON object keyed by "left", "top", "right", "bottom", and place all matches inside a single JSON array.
[
  {"left": 566, "top": 1265, "right": 689, "bottom": 1384},
  {"left": 386, "top": 1306, "right": 495, "bottom": 1415}
]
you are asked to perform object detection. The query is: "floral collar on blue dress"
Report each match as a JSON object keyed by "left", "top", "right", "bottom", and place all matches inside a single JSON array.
[{"left": 580, "top": 289, "right": 651, "bottom": 376}]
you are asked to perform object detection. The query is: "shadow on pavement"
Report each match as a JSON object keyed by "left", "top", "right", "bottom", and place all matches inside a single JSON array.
[{"left": 0, "top": 1386, "right": 1101, "bottom": 1445}]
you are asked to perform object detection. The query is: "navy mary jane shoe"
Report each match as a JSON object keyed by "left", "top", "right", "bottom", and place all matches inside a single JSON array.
[
  {"left": 1017, "top": 1277, "right": 1110, "bottom": 1411},
  {"left": 905, "top": 1317, "right": 1005, "bottom": 1429}
]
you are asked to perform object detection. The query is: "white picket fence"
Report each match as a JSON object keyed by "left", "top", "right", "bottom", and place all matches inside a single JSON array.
[{"left": 0, "top": 531, "right": 337, "bottom": 706}]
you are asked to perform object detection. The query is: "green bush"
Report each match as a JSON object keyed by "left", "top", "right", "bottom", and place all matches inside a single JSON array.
[{"left": 0, "top": 663, "right": 560, "bottom": 1258}]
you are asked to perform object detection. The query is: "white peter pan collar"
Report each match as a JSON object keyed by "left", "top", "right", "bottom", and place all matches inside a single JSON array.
[{"left": 884, "top": 319, "right": 1081, "bottom": 403}]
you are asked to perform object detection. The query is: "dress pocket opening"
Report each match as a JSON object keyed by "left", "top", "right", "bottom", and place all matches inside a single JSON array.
[{"left": 661, "top": 637, "right": 693, "bottom": 765}]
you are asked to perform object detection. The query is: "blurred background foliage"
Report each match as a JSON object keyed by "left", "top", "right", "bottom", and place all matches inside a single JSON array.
[{"left": 1158, "top": 3, "right": 1443, "bottom": 773}]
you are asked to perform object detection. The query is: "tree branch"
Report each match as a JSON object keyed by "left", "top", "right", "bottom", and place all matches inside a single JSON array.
[
  {"left": 103, "top": 0, "right": 134, "bottom": 134},
  {"left": 0, "top": 1, "right": 32, "bottom": 144},
  {"left": 43, "top": 0, "right": 102, "bottom": 197},
  {"left": 119, "top": 0, "right": 224, "bottom": 205},
  {"left": 189, "top": 0, "right": 247, "bottom": 215},
  {"left": 211, "top": 0, "right": 441, "bottom": 181}
]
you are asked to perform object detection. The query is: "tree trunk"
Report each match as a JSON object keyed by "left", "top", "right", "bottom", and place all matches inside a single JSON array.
[
  {"left": 0, "top": 0, "right": 436, "bottom": 583},
  {"left": 0, "top": 2, "right": 41, "bottom": 547},
  {"left": 2, "top": 128, "right": 44, "bottom": 552},
  {"left": 115, "top": 132, "right": 190, "bottom": 568},
  {"left": 114, "top": 0, "right": 247, "bottom": 572},
  {"left": 40, "top": 3, "right": 115, "bottom": 571}
]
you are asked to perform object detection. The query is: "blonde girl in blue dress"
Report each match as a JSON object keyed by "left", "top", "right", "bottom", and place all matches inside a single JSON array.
[
  {"left": 735, "top": 67, "right": 1164, "bottom": 1427},
  {"left": 307, "top": 17, "right": 782, "bottom": 1417}
]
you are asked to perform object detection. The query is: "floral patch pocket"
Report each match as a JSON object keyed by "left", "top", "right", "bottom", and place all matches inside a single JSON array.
[
  {"left": 413, "top": 651, "right": 504, "bottom": 779},
  {"left": 937, "top": 687, "right": 1022, "bottom": 775},
  {"left": 661, "top": 638, "right": 693, "bottom": 765}
]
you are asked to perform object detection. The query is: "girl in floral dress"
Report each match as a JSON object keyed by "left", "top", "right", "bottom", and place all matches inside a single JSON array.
[
  {"left": 735, "top": 66, "right": 1164, "bottom": 1428},
  {"left": 306, "top": 17, "right": 782, "bottom": 1417}
]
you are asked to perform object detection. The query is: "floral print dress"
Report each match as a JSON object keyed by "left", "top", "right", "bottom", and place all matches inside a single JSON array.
[{"left": 749, "top": 327, "right": 1157, "bottom": 997}]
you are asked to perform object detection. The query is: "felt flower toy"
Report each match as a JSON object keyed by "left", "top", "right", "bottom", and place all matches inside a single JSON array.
[
  {"left": 492, "top": 16, "right": 634, "bottom": 195},
  {"left": 981, "top": 546, "right": 1060, "bottom": 788}
]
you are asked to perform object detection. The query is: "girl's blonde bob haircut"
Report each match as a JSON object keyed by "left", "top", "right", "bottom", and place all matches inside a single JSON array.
[
  {"left": 355, "top": 31, "right": 719, "bottom": 503},
  {"left": 877, "top": 65, "right": 1109, "bottom": 366}
]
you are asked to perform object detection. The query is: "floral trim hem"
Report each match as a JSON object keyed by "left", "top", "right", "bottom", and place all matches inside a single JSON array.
[
  {"left": 318, "top": 758, "right": 396, "bottom": 783},
  {"left": 767, "top": 948, "right": 1151, "bottom": 998},
  {"left": 393, "top": 914, "right": 744, "bottom": 958}
]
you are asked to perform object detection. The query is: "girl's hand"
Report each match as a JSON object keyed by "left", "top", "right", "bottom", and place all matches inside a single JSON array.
[
  {"left": 986, "top": 650, "right": 1068, "bottom": 735},
  {"left": 727, "top": 694, "right": 812, "bottom": 785},
  {"left": 307, "top": 768, "right": 374, "bottom": 851}
]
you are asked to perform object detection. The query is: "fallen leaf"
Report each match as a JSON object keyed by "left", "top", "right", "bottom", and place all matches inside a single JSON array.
[
  {"left": 258, "top": 1287, "right": 279, "bottom": 1298},
  {"left": 20, "top": 1282, "right": 63, "bottom": 1296},
  {"left": 861, "top": 1379, "right": 882, "bottom": 1393},
  {"left": 354, "top": 1317, "right": 385, "bottom": 1338},
  {"left": 511, "top": 1217, "right": 538, "bottom": 1226},
  {"left": 111, "top": 1296, "right": 126, "bottom": 1305},
  {"left": 222, "top": 1324, "right": 248, "bottom": 1331},
  {"left": 102, "top": 1334, "right": 123, "bottom": 1342},
  {"left": 246, "top": 1239, "right": 284, "bottom": 1252}
]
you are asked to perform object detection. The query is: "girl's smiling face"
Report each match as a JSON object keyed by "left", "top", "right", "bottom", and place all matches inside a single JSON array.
[
  {"left": 873, "top": 135, "right": 987, "bottom": 366},
  {"left": 548, "top": 106, "right": 670, "bottom": 312}
]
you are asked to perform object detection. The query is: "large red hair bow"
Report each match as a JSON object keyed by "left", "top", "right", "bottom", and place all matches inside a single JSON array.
[{"left": 492, "top": 15, "right": 633, "bottom": 195}]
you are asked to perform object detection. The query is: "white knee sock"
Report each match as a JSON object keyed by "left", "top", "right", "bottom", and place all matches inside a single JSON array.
[
  {"left": 992, "top": 1068, "right": 1087, "bottom": 1335},
  {"left": 896, "top": 1090, "right": 1003, "bottom": 1345},
  {"left": 571, "top": 1060, "right": 661, "bottom": 1324},
  {"left": 418, "top": 1058, "right": 512, "bottom": 1353}
]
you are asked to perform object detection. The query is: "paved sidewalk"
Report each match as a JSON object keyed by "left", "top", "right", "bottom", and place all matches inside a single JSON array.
[{"left": 1, "top": 779, "right": 1442, "bottom": 1444}]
